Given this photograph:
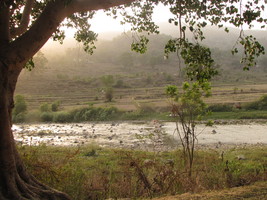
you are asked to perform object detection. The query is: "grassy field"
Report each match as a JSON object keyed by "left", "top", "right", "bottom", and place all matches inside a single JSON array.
[
  {"left": 15, "top": 57, "right": 267, "bottom": 113},
  {"left": 16, "top": 79, "right": 267, "bottom": 112},
  {"left": 13, "top": 54, "right": 267, "bottom": 123},
  {"left": 15, "top": 78, "right": 267, "bottom": 120},
  {"left": 205, "top": 110, "right": 267, "bottom": 120},
  {"left": 18, "top": 144, "right": 267, "bottom": 200}
]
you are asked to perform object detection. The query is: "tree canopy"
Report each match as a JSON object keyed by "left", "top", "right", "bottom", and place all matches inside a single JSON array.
[{"left": 6, "top": 0, "right": 265, "bottom": 82}]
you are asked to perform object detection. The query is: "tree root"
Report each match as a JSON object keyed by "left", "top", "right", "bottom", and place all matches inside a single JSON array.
[
  {"left": 0, "top": 108, "right": 72, "bottom": 199},
  {"left": 1, "top": 176, "right": 72, "bottom": 200},
  {"left": 0, "top": 162, "right": 72, "bottom": 200}
]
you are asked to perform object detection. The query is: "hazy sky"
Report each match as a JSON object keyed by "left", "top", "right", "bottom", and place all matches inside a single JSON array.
[
  {"left": 66, "top": 4, "right": 171, "bottom": 36},
  {"left": 67, "top": 2, "right": 265, "bottom": 36}
]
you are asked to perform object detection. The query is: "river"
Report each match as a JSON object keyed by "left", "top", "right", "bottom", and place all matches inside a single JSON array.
[{"left": 12, "top": 120, "right": 267, "bottom": 150}]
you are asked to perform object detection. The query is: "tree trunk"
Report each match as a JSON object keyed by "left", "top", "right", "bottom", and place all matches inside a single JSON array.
[
  {"left": 0, "top": 0, "right": 136, "bottom": 198},
  {"left": 0, "top": 63, "right": 71, "bottom": 199}
]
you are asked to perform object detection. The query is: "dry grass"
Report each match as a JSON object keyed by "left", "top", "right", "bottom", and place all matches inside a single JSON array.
[
  {"left": 16, "top": 77, "right": 267, "bottom": 112},
  {"left": 153, "top": 181, "right": 267, "bottom": 200},
  {"left": 18, "top": 145, "right": 267, "bottom": 200}
]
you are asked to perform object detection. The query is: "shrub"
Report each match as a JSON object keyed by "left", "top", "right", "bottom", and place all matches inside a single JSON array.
[
  {"left": 53, "top": 112, "right": 72, "bottom": 123},
  {"left": 51, "top": 101, "right": 60, "bottom": 112},
  {"left": 259, "top": 95, "right": 267, "bottom": 110},
  {"left": 114, "top": 79, "right": 124, "bottom": 88},
  {"left": 134, "top": 101, "right": 156, "bottom": 114},
  {"left": 105, "top": 88, "right": 113, "bottom": 102},
  {"left": 244, "top": 101, "right": 259, "bottom": 110},
  {"left": 13, "top": 95, "right": 27, "bottom": 123},
  {"left": 40, "top": 112, "right": 54, "bottom": 122},
  {"left": 40, "top": 103, "right": 51, "bottom": 112},
  {"left": 208, "top": 104, "right": 233, "bottom": 112},
  {"left": 71, "top": 106, "right": 119, "bottom": 122},
  {"left": 244, "top": 94, "right": 267, "bottom": 111},
  {"left": 13, "top": 95, "right": 27, "bottom": 116},
  {"left": 26, "top": 111, "right": 41, "bottom": 122},
  {"left": 13, "top": 113, "right": 26, "bottom": 123}
]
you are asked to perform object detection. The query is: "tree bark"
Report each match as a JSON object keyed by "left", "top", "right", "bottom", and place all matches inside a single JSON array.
[
  {"left": 10, "top": 0, "right": 35, "bottom": 38},
  {"left": 0, "top": 62, "right": 72, "bottom": 199}
]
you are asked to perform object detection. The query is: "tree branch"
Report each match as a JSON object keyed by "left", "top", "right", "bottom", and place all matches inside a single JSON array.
[
  {"left": 8, "top": 0, "right": 66, "bottom": 69},
  {"left": 8, "top": 0, "right": 136, "bottom": 71},
  {"left": 10, "top": 0, "right": 34, "bottom": 38},
  {"left": 67, "top": 0, "right": 135, "bottom": 13}
]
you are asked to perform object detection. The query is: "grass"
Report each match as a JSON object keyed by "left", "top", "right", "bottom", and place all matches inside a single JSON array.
[
  {"left": 16, "top": 70, "right": 267, "bottom": 112},
  {"left": 18, "top": 145, "right": 267, "bottom": 200},
  {"left": 206, "top": 110, "right": 267, "bottom": 120},
  {"left": 154, "top": 181, "right": 267, "bottom": 200},
  {"left": 13, "top": 89, "right": 267, "bottom": 123},
  {"left": 13, "top": 108, "right": 267, "bottom": 123}
]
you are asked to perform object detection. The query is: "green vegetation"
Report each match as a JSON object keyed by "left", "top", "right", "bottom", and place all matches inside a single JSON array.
[
  {"left": 155, "top": 182, "right": 267, "bottom": 200},
  {"left": 104, "top": 87, "right": 113, "bottom": 102},
  {"left": 40, "top": 106, "right": 120, "bottom": 123},
  {"left": 206, "top": 110, "right": 267, "bottom": 120},
  {"left": 206, "top": 94, "right": 267, "bottom": 120},
  {"left": 40, "top": 101, "right": 61, "bottom": 113},
  {"left": 166, "top": 82, "right": 211, "bottom": 176},
  {"left": 15, "top": 30, "right": 267, "bottom": 113},
  {"left": 208, "top": 104, "right": 234, "bottom": 112},
  {"left": 13, "top": 95, "right": 27, "bottom": 123},
  {"left": 18, "top": 145, "right": 267, "bottom": 200},
  {"left": 12, "top": 93, "right": 267, "bottom": 123},
  {"left": 244, "top": 94, "right": 267, "bottom": 111}
]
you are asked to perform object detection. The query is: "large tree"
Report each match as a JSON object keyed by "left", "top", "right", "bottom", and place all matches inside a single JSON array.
[{"left": 0, "top": 0, "right": 265, "bottom": 199}]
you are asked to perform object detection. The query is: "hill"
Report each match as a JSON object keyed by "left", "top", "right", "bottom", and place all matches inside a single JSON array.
[{"left": 15, "top": 25, "right": 267, "bottom": 111}]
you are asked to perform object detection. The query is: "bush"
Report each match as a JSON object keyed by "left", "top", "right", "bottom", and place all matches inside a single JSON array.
[
  {"left": 26, "top": 111, "right": 41, "bottom": 122},
  {"left": 244, "top": 95, "right": 267, "bottom": 111},
  {"left": 51, "top": 101, "right": 60, "bottom": 112},
  {"left": 53, "top": 112, "right": 72, "bottom": 123},
  {"left": 13, "top": 113, "right": 26, "bottom": 123},
  {"left": 13, "top": 95, "right": 27, "bottom": 123},
  {"left": 134, "top": 102, "right": 156, "bottom": 113},
  {"left": 259, "top": 95, "right": 267, "bottom": 110},
  {"left": 114, "top": 79, "right": 124, "bottom": 88},
  {"left": 244, "top": 101, "right": 259, "bottom": 110},
  {"left": 105, "top": 88, "right": 113, "bottom": 102},
  {"left": 40, "top": 103, "right": 51, "bottom": 112},
  {"left": 208, "top": 104, "right": 233, "bottom": 112},
  {"left": 13, "top": 95, "right": 27, "bottom": 116},
  {"left": 40, "top": 112, "right": 54, "bottom": 122},
  {"left": 71, "top": 106, "right": 119, "bottom": 122}
]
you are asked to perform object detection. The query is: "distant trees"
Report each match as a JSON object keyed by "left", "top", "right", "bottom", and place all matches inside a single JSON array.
[
  {"left": 101, "top": 75, "right": 115, "bottom": 102},
  {"left": 101, "top": 75, "right": 114, "bottom": 87},
  {"left": 119, "top": 52, "right": 134, "bottom": 69},
  {"left": 104, "top": 88, "right": 114, "bottom": 102}
]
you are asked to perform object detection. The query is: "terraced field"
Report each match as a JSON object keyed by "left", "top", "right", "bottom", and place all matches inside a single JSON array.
[{"left": 16, "top": 72, "right": 267, "bottom": 112}]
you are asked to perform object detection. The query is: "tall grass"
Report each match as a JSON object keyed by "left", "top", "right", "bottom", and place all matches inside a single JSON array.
[{"left": 18, "top": 145, "right": 267, "bottom": 200}]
